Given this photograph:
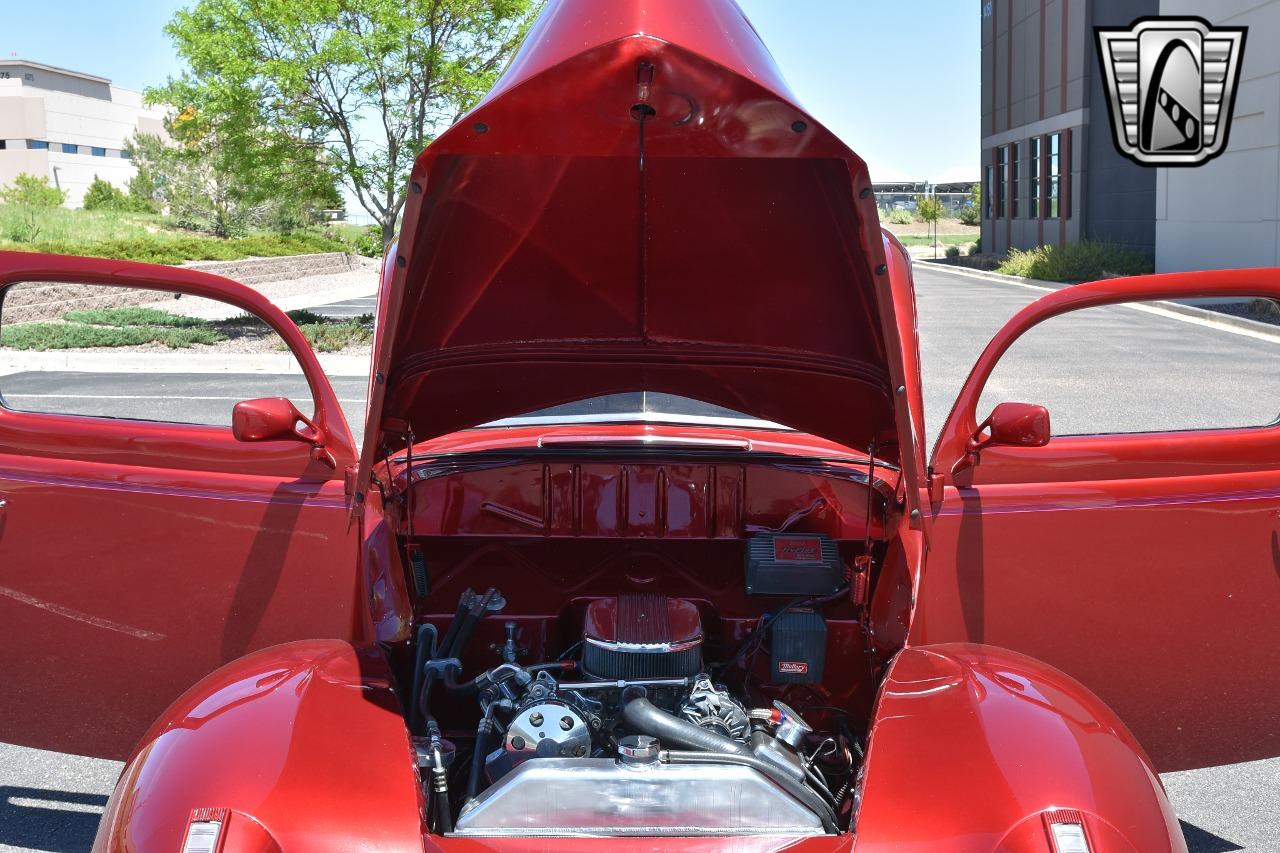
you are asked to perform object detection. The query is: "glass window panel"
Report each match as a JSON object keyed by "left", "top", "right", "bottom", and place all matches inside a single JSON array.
[
  {"left": 979, "top": 297, "right": 1280, "bottom": 436},
  {"left": 1, "top": 282, "right": 316, "bottom": 427}
]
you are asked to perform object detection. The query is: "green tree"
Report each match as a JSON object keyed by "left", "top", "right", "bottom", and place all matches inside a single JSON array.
[
  {"left": 959, "top": 182, "right": 981, "bottom": 226},
  {"left": 154, "top": 0, "right": 540, "bottom": 246},
  {"left": 915, "top": 193, "right": 945, "bottom": 259},
  {"left": 82, "top": 175, "right": 132, "bottom": 211},
  {"left": 127, "top": 163, "right": 162, "bottom": 213},
  {"left": 0, "top": 173, "right": 67, "bottom": 207},
  {"left": 914, "top": 193, "right": 944, "bottom": 225}
]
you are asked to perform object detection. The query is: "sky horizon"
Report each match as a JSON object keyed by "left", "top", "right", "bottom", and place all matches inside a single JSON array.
[{"left": 4, "top": 1, "right": 980, "bottom": 199}]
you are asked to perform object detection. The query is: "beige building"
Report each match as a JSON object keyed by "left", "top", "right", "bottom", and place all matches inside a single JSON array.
[
  {"left": 0, "top": 60, "right": 167, "bottom": 207},
  {"left": 1157, "top": 0, "right": 1280, "bottom": 272}
]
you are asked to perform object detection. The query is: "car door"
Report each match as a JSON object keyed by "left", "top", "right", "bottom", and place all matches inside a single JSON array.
[
  {"left": 915, "top": 268, "right": 1280, "bottom": 773},
  {"left": 0, "top": 253, "right": 360, "bottom": 759}
]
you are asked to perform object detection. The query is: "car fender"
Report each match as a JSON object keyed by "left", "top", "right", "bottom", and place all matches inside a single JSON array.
[
  {"left": 93, "top": 640, "right": 425, "bottom": 852},
  {"left": 852, "top": 643, "right": 1186, "bottom": 852}
]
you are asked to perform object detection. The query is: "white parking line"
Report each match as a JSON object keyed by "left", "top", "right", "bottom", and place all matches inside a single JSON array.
[
  {"left": 920, "top": 264, "right": 1280, "bottom": 344},
  {"left": 0, "top": 584, "right": 164, "bottom": 641}
]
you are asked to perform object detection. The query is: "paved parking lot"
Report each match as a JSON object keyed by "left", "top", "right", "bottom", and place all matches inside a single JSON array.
[{"left": 0, "top": 264, "right": 1275, "bottom": 851}]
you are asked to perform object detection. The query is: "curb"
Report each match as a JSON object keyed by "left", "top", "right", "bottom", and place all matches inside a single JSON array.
[
  {"left": 0, "top": 351, "right": 371, "bottom": 378},
  {"left": 918, "top": 260, "right": 1280, "bottom": 342}
]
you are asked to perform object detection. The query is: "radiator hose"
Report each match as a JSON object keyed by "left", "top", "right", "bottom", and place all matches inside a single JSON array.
[
  {"left": 621, "top": 689, "right": 837, "bottom": 832},
  {"left": 621, "top": 688, "right": 752, "bottom": 758}
]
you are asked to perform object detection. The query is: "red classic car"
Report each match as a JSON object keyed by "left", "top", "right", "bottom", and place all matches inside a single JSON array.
[{"left": 1, "top": 1, "right": 1276, "bottom": 851}]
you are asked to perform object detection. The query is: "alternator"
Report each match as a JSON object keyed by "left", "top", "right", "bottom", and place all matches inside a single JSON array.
[{"left": 678, "top": 675, "right": 749, "bottom": 741}]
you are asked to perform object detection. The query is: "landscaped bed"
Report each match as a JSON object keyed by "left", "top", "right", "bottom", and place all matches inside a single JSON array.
[{"left": 0, "top": 307, "right": 373, "bottom": 354}]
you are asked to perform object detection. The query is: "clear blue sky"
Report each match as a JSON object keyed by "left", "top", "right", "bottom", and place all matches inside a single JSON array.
[{"left": 3, "top": 1, "right": 979, "bottom": 183}]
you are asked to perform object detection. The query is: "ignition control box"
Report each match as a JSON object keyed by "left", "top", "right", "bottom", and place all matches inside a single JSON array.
[
  {"left": 745, "top": 533, "right": 843, "bottom": 597},
  {"left": 769, "top": 608, "right": 827, "bottom": 684}
]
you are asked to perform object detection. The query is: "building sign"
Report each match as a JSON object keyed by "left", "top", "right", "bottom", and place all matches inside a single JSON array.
[{"left": 1095, "top": 17, "right": 1247, "bottom": 167}]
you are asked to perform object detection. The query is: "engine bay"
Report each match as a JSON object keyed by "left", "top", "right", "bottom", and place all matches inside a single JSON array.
[
  {"left": 376, "top": 445, "right": 900, "bottom": 837},
  {"left": 403, "top": 528, "right": 884, "bottom": 836}
]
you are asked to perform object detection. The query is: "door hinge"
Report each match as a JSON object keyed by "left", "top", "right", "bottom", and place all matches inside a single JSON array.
[
  {"left": 344, "top": 466, "right": 359, "bottom": 497},
  {"left": 926, "top": 469, "right": 945, "bottom": 504}
]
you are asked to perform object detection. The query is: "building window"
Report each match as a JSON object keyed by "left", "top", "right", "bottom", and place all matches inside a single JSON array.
[
  {"left": 0, "top": 140, "right": 6, "bottom": 151},
  {"left": 995, "top": 146, "right": 1008, "bottom": 219},
  {"left": 1011, "top": 142, "right": 1021, "bottom": 219},
  {"left": 1029, "top": 137, "right": 1041, "bottom": 219},
  {"left": 61, "top": 143, "right": 78, "bottom": 154},
  {"left": 120, "top": 149, "right": 132, "bottom": 160},
  {"left": 28, "top": 140, "right": 48, "bottom": 149},
  {"left": 1048, "top": 132, "right": 1061, "bottom": 219},
  {"left": 984, "top": 166, "right": 993, "bottom": 219},
  {"left": 91, "top": 147, "right": 106, "bottom": 157}
]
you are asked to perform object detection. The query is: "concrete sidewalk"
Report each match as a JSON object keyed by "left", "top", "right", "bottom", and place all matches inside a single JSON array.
[{"left": 0, "top": 350, "right": 371, "bottom": 378}]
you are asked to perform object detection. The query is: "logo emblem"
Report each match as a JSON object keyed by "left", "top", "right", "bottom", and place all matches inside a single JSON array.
[{"left": 1095, "top": 17, "right": 1246, "bottom": 166}]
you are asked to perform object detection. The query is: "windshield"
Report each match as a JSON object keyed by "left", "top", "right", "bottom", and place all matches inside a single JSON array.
[{"left": 479, "top": 392, "right": 792, "bottom": 430}]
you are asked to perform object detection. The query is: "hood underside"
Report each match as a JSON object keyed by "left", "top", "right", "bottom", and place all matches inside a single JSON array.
[{"left": 364, "top": 0, "right": 896, "bottom": 468}]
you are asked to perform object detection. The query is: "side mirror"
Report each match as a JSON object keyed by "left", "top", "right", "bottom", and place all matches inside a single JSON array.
[
  {"left": 951, "top": 402, "right": 1050, "bottom": 476},
  {"left": 232, "top": 397, "right": 312, "bottom": 443},
  {"left": 232, "top": 397, "right": 337, "bottom": 467},
  {"left": 972, "top": 402, "right": 1051, "bottom": 451}
]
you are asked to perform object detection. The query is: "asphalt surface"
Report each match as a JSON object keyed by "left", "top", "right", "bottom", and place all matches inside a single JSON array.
[{"left": 1, "top": 265, "right": 1277, "bottom": 851}]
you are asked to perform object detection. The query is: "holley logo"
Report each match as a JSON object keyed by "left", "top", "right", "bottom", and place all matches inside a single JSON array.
[
  {"left": 1095, "top": 17, "right": 1247, "bottom": 166},
  {"left": 778, "top": 661, "right": 809, "bottom": 675},
  {"left": 773, "top": 537, "right": 821, "bottom": 562}
]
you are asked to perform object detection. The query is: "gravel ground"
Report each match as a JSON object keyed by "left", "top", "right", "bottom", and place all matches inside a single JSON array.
[{"left": 142, "top": 258, "right": 381, "bottom": 321}]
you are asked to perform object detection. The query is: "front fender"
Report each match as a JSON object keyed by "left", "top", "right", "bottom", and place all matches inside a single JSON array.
[
  {"left": 853, "top": 643, "right": 1185, "bottom": 852},
  {"left": 93, "top": 640, "right": 425, "bottom": 852}
]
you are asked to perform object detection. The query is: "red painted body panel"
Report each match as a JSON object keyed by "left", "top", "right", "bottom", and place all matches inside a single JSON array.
[
  {"left": 92, "top": 641, "right": 425, "bottom": 853},
  {"left": 356, "top": 0, "right": 913, "bottom": 487},
  {"left": 0, "top": 1, "right": 1268, "bottom": 850},
  {"left": 397, "top": 454, "right": 893, "bottom": 541},
  {"left": 0, "top": 254, "right": 359, "bottom": 758},
  {"left": 920, "top": 270, "right": 1280, "bottom": 771},
  {"left": 853, "top": 644, "right": 1185, "bottom": 852}
]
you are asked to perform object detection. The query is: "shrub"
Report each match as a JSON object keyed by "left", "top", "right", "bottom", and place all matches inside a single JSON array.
[
  {"left": 346, "top": 224, "right": 383, "bottom": 258},
  {"left": 969, "top": 240, "right": 982, "bottom": 255},
  {"left": 0, "top": 173, "right": 67, "bottom": 207},
  {"left": 63, "top": 307, "right": 210, "bottom": 328},
  {"left": 2, "top": 232, "right": 347, "bottom": 265},
  {"left": 886, "top": 208, "right": 914, "bottom": 225},
  {"left": 959, "top": 183, "right": 981, "bottom": 225},
  {"left": 945, "top": 245, "right": 961, "bottom": 258},
  {"left": 1, "top": 321, "right": 224, "bottom": 350},
  {"left": 997, "top": 241, "right": 1153, "bottom": 282},
  {"left": 81, "top": 176, "right": 132, "bottom": 211}
]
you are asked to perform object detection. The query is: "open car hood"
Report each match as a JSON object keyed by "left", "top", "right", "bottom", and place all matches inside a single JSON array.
[{"left": 361, "top": 0, "right": 898, "bottom": 476}]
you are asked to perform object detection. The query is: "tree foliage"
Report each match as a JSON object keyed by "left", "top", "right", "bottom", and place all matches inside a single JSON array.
[
  {"left": 0, "top": 173, "right": 67, "bottom": 208},
  {"left": 958, "top": 181, "right": 981, "bottom": 225},
  {"left": 82, "top": 176, "right": 133, "bottom": 211},
  {"left": 155, "top": 0, "right": 540, "bottom": 244},
  {"left": 914, "top": 193, "right": 944, "bottom": 224}
]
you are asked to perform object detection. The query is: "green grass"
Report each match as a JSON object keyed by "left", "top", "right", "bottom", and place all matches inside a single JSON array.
[
  {"left": 62, "top": 307, "right": 211, "bottom": 328},
  {"left": 1, "top": 322, "right": 224, "bottom": 350},
  {"left": 895, "top": 234, "right": 974, "bottom": 247},
  {"left": 294, "top": 319, "right": 374, "bottom": 352},
  {"left": 0, "top": 204, "right": 359, "bottom": 263},
  {"left": 0, "top": 303, "right": 227, "bottom": 350},
  {"left": 1, "top": 232, "right": 348, "bottom": 265},
  {"left": 0, "top": 205, "right": 166, "bottom": 243},
  {"left": 997, "top": 241, "right": 1153, "bottom": 282}
]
